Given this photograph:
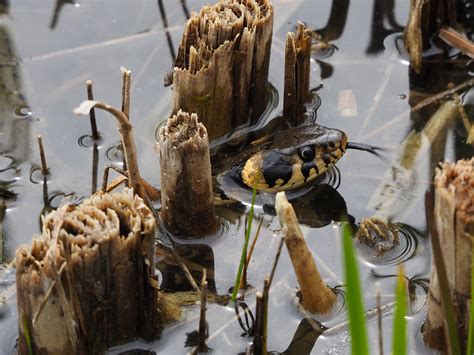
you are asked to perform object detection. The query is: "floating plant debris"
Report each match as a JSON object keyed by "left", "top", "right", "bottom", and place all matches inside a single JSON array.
[{"left": 355, "top": 216, "right": 400, "bottom": 256}]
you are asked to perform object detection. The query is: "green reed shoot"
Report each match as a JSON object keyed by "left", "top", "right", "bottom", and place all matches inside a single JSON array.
[
  {"left": 392, "top": 265, "right": 407, "bottom": 355},
  {"left": 467, "top": 245, "right": 474, "bottom": 355},
  {"left": 22, "top": 315, "right": 33, "bottom": 355},
  {"left": 231, "top": 182, "right": 258, "bottom": 303},
  {"left": 341, "top": 221, "right": 369, "bottom": 355}
]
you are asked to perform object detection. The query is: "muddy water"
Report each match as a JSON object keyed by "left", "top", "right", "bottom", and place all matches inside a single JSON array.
[{"left": 0, "top": 0, "right": 473, "bottom": 354}]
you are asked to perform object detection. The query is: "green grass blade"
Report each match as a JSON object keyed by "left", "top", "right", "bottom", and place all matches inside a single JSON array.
[
  {"left": 392, "top": 266, "right": 407, "bottom": 355},
  {"left": 231, "top": 183, "right": 258, "bottom": 303},
  {"left": 467, "top": 244, "right": 474, "bottom": 355},
  {"left": 341, "top": 221, "right": 369, "bottom": 355},
  {"left": 22, "top": 315, "right": 34, "bottom": 355}
]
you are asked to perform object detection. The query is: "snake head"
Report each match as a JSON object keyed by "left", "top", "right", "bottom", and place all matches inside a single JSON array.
[{"left": 240, "top": 126, "right": 348, "bottom": 192}]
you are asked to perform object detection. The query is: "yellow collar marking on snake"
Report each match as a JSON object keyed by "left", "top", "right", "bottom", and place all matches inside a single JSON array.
[{"left": 225, "top": 124, "right": 348, "bottom": 193}]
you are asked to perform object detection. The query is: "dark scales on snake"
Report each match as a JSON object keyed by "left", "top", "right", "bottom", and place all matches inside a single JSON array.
[{"left": 211, "top": 124, "right": 349, "bottom": 201}]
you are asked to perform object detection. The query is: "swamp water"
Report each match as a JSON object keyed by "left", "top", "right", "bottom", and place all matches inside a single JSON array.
[{"left": 0, "top": 0, "right": 473, "bottom": 353}]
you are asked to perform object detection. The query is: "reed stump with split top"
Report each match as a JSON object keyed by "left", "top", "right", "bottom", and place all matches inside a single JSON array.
[
  {"left": 16, "top": 189, "right": 162, "bottom": 354},
  {"left": 159, "top": 110, "right": 219, "bottom": 238},
  {"left": 171, "top": 0, "right": 274, "bottom": 141}
]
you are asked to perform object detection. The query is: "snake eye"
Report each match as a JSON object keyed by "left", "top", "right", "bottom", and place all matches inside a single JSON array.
[{"left": 298, "top": 146, "right": 315, "bottom": 162}]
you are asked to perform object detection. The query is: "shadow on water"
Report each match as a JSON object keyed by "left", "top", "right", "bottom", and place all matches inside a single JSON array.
[{"left": 263, "top": 183, "right": 355, "bottom": 229}]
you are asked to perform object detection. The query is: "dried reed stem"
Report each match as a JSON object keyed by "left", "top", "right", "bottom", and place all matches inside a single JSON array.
[
  {"left": 37, "top": 135, "right": 48, "bottom": 176},
  {"left": 275, "top": 192, "right": 336, "bottom": 314},
  {"left": 86, "top": 80, "right": 99, "bottom": 140}
]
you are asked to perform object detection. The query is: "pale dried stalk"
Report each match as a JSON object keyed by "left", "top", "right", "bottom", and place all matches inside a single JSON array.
[
  {"left": 404, "top": 0, "right": 424, "bottom": 73},
  {"left": 439, "top": 27, "right": 474, "bottom": 58},
  {"left": 37, "top": 135, "right": 48, "bottom": 176},
  {"left": 86, "top": 80, "right": 99, "bottom": 140},
  {"left": 74, "top": 100, "right": 145, "bottom": 199},
  {"left": 121, "top": 66, "right": 131, "bottom": 119},
  {"left": 275, "top": 192, "right": 336, "bottom": 314},
  {"left": 198, "top": 269, "right": 208, "bottom": 351}
]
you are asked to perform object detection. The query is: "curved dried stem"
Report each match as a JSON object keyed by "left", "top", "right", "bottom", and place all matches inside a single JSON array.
[{"left": 74, "top": 100, "right": 144, "bottom": 199}]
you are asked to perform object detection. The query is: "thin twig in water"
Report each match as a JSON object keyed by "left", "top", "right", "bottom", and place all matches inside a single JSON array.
[
  {"left": 241, "top": 217, "right": 264, "bottom": 289},
  {"left": 325, "top": 301, "right": 397, "bottom": 335},
  {"left": 121, "top": 67, "right": 131, "bottom": 119},
  {"left": 376, "top": 283, "right": 383, "bottom": 355},
  {"left": 411, "top": 79, "right": 474, "bottom": 112},
  {"left": 100, "top": 164, "right": 160, "bottom": 199},
  {"left": 245, "top": 217, "right": 264, "bottom": 267},
  {"left": 101, "top": 165, "right": 126, "bottom": 193},
  {"left": 262, "top": 277, "right": 270, "bottom": 353},
  {"left": 37, "top": 135, "right": 48, "bottom": 176},
  {"left": 253, "top": 292, "right": 265, "bottom": 354},
  {"left": 268, "top": 237, "right": 284, "bottom": 287},
  {"left": 86, "top": 80, "right": 99, "bottom": 140},
  {"left": 92, "top": 144, "right": 98, "bottom": 194},
  {"left": 143, "top": 192, "right": 200, "bottom": 292},
  {"left": 101, "top": 165, "right": 127, "bottom": 189},
  {"left": 0, "top": 201, "right": 5, "bottom": 263},
  {"left": 198, "top": 269, "right": 208, "bottom": 351},
  {"left": 360, "top": 78, "right": 474, "bottom": 141}
]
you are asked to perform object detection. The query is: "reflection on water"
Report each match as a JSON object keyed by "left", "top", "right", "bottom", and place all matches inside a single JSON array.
[
  {"left": 50, "top": 0, "right": 77, "bottom": 29},
  {"left": 158, "top": 242, "right": 217, "bottom": 293},
  {"left": 366, "top": 0, "right": 403, "bottom": 55},
  {"left": 282, "top": 318, "right": 327, "bottom": 355},
  {"left": 0, "top": 0, "right": 473, "bottom": 354},
  {"left": 264, "top": 182, "right": 352, "bottom": 228}
]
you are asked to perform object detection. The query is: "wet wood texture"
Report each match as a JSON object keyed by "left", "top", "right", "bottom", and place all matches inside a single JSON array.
[
  {"left": 172, "top": 0, "right": 273, "bottom": 141},
  {"left": 15, "top": 189, "right": 162, "bottom": 354},
  {"left": 404, "top": 0, "right": 457, "bottom": 73},
  {"left": 424, "top": 159, "right": 474, "bottom": 352},
  {"left": 159, "top": 111, "right": 218, "bottom": 238},
  {"left": 283, "top": 22, "right": 312, "bottom": 126}
]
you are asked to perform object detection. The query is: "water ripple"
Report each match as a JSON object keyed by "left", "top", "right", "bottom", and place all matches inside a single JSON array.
[{"left": 358, "top": 222, "right": 419, "bottom": 266}]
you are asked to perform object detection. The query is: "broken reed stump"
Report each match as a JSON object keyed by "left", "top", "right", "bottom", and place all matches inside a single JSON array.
[
  {"left": 423, "top": 158, "right": 474, "bottom": 352},
  {"left": 275, "top": 192, "right": 336, "bottom": 314},
  {"left": 404, "top": 0, "right": 457, "bottom": 73},
  {"left": 283, "top": 22, "right": 312, "bottom": 127},
  {"left": 159, "top": 110, "right": 219, "bottom": 238},
  {"left": 16, "top": 189, "right": 166, "bottom": 354},
  {"left": 172, "top": 0, "right": 274, "bottom": 141}
]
